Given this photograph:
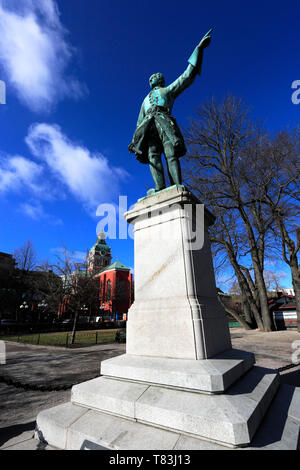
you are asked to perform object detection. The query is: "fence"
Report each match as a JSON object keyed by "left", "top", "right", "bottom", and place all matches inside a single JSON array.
[
  {"left": 0, "top": 329, "right": 124, "bottom": 348},
  {"left": 0, "top": 320, "right": 126, "bottom": 336},
  {"left": 228, "top": 322, "right": 242, "bottom": 328}
]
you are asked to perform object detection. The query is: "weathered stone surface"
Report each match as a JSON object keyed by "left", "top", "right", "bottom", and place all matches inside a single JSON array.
[
  {"left": 174, "top": 435, "right": 230, "bottom": 450},
  {"left": 68, "top": 366, "right": 279, "bottom": 447},
  {"left": 100, "top": 349, "right": 254, "bottom": 393},
  {"left": 71, "top": 377, "right": 148, "bottom": 418},
  {"left": 35, "top": 377, "right": 300, "bottom": 450},
  {"left": 125, "top": 186, "right": 232, "bottom": 360},
  {"left": 134, "top": 367, "right": 279, "bottom": 447},
  {"left": 35, "top": 402, "right": 88, "bottom": 449},
  {"left": 66, "top": 409, "right": 180, "bottom": 450}
]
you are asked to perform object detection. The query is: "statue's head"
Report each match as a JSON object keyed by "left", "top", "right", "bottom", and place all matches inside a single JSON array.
[{"left": 149, "top": 73, "right": 165, "bottom": 89}]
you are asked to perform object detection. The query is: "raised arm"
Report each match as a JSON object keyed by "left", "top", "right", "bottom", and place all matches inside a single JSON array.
[
  {"left": 166, "top": 29, "right": 212, "bottom": 99},
  {"left": 165, "top": 64, "right": 198, "bottom": 99}
]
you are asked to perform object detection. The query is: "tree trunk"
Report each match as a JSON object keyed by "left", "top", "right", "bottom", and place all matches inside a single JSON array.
[
  {"left": 253, "top": 265, "right": 273, "bottom": 331},
  {"left": 240, "top": 266, "right": 261, "bottom": 315},
  {"left": 238, "top": 204, "right": 272, "bottom": 331},
  {"left": 242, "top": 297, "right": 256, "bottom": 328},
  {"left": 290, "top": 263, "right": 300, "bottom": 333},
  {"left": 225, "top": 244, "right": 263, "bottom": 329},
  {"left": 71, "top": 312, "right": 78, "bottom": 345},
  {"left": 218, "top": 296, "right": 252, "bottom": 330}
]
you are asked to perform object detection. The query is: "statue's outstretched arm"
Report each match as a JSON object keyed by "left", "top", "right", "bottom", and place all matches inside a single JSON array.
[{"left": 166, "top": 29, "right": 212, "bottom": 99}]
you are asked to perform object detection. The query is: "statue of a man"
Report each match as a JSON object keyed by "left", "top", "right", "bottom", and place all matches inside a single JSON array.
[{"left": 129, "top": 29, "right": 212, "bottom": 193}]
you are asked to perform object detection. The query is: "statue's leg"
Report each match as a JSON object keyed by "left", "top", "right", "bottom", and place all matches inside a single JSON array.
[
  {"left": 164, "top": 141, "right": 182, "bottom": 186},
  {"left": 148, "top": 151, "right": 166, "bottom": 191},
  {"left": 148, "top": 129, "right": 166, "bottom": 191}
]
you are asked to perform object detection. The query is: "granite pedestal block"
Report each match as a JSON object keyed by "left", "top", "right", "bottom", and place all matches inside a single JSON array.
[{"left": 125, "top": 186, "right": 231, "bottom": 360}]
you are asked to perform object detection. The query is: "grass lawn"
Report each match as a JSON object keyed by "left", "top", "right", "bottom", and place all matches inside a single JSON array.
[{"left": 0, "top": 328, "right": 124, "bottom": 348}]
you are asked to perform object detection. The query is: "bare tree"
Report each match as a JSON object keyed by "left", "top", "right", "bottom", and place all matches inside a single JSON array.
[
  {"left": 47, "top": 247, "right": 100, "bottom": 344},
  {"left": 14, "top": 239, "right": 37, "bottom": 271},
  {"left": 239, "top": 128, "right": 300, "bottom": 330},
  {"left": 210, "top": 209, "right": 264, "bottom": 329},
  {"left": 228, "top": 281, "right": 241, "bottom": 295},
  {"left": 263, "top": 270, "right": 286, "bottom": 292},
  {"left": 257, "top": 129, "right": 300, "bottom": 330},
  {"left": 184, "top": 96, "right": 275, "bottom": 331}
]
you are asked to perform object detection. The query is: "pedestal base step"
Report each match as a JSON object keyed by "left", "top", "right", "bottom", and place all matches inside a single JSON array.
[
  {"left": 35, "top": 383, "right": 300, "bottom": 450},
  {"left": 36, "top": 402, "right": 227, "bottom": 450},
  {"left": 70, "top": 366, "right": 279, "bottom": 447},
  {"left": 100, "top": 349, "right": 254, "bottom": 393}
]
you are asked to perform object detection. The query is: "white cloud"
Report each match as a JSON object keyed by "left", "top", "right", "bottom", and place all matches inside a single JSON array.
[
  {"left": 19, "top": 200, "right": 62, "bottom": 224},
  {"left": 0, "top": 153, "right": 44, "bottom": 194},
  {"left": 21, "top": 201, "right": 45, "bottom": 219},
  {"left": 25, "top": 123, "right": 129, "bottom": 211},
  {"left": 0, "top": 0, "right": 85, "bottom": 112},
  {"left": 0, "top": 124, "right": 128, "bottom": 218}
]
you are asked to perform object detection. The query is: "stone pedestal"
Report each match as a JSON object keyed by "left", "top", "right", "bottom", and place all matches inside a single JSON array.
[
  {"left": 126, "top": 185, "right": 231, "bottom": 360},
  {"left": 35, "top": 186, "right": 300, "bottom": 450}
]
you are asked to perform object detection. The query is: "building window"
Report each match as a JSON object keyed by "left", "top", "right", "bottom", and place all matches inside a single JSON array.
[
  {"left": 118, "top": 280, "right": 126, "bottom": 301},
  {"left": 106, "top": 280, "right": 112, "bottom": 301}
]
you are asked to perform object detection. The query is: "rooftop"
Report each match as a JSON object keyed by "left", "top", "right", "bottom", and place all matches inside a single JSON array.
[{"left": 95, "top": 261, "right": 131, "bottom": 274}]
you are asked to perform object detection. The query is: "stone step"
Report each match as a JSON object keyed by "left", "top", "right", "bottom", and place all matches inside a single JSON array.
[
  {"left": 71, "top": 366, "right": 280, "bottom": 447},
  {"left": 35, "top": 383, "right": 300, "bottom": 450},
  {"left": 100, "top": 349, "right": 255, "bottom": 393},
  {"left": 249, "top": 383, "right": 300, "bottom": 450},
  {"left": 35, "top": 402, "right": 189, "bottom": 450},
  {"left": 134, "top": 367, "right": 279, "bottom": 447},
  {"left": 72, "top": 376, "right": 148, "bottom": 420}
]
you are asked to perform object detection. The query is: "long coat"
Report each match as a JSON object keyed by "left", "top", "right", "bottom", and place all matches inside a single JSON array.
[
  {"left": 129, "top": 45, "right": 204, "bottom": 164},
  {"left": 129, "top": 107, "right": 186, "bottom": 164}
]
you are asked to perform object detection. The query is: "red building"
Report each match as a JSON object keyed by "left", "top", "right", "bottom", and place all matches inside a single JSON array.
[
  {"left": 58, "top": 231, "right": 133, "bottom": 321},
  {"left": 95, "top": 261, "right": 133, "bottom": 321},
  {"left": 88, "top": 231, "right": 133, "bottom": 321}
]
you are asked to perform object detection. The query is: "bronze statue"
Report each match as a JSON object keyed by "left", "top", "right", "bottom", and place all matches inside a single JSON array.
[{"left": 129, "top": 30, "right": 212, "bottom": 193}]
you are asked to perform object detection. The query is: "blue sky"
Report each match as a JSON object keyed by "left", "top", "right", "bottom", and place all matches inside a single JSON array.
[{"left": 0, "top": 0, "right": 299, "bottom": 290}]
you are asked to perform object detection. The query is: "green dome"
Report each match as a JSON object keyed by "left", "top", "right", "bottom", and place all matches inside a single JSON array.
[
  {"left": 93, "top": 241, "right": 111, "bottom": 252},
  {"left": 92, "top": 230, "right": 111, "bottom": 253}
]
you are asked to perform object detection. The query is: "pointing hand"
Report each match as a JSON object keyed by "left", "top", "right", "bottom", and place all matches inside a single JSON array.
[{"left": 198, "top": 29, "right": 213, "bottom": 49}]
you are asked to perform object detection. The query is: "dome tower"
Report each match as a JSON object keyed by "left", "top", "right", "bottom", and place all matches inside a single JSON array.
[{"left": 88, "top": 229, "right": 112, "bottom": 274}]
